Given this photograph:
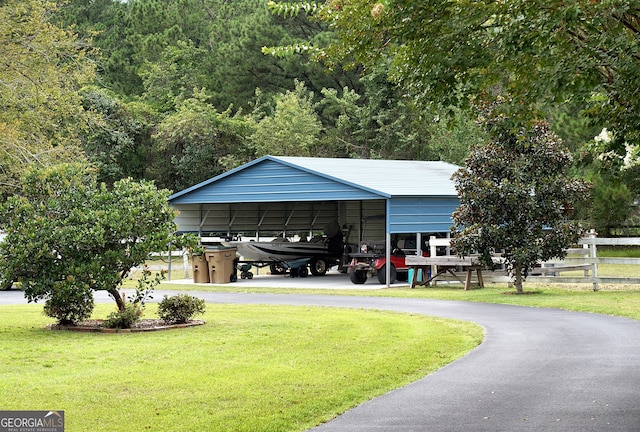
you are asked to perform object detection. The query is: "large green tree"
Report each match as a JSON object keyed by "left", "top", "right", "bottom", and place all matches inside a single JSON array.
[
  {"left": 0, "top": 164, "right": 179, "bottom": 322},
  {"left": 267, "top": 1, "right": 640, "bottom": 233},
  {"left": 250, "top": 81, "right": 322, "bottom": 157},
  {"left": 59, "top": 0, "right": 361, "bottom": 111},
  {"left": 451, "top": 118, "right": 590, "bottom": 293},
  {"left": 152, "top": 93, "right": 255, "bottom": 191},
  {"left": 301, "top": 1, "right": 640, "bottom": 135},
  {"left": 0, "top": 0, "right": 96, "bottom": 200},
  {"left": 81, "top": 86, "right": 157, "bottom": 185},
  {"left": 268, "top": 1, "right": 640, "bottom": 152}
]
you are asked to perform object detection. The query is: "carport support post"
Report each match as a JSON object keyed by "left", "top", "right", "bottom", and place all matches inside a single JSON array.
[
  {"left": 386, "top": 231, "right": 391, "bottom": 287},
  {"left": 385, "top": 201, "right": 391, "bottom": 288}
]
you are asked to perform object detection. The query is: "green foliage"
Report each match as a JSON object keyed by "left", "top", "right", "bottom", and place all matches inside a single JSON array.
[
  {"left": 285, "top": 0, "right": 640, "bottom": 214},
  {"left": 310, "top": 1, "right": 640, "bottom": 135},
  {"left": 0, "top": 163, "right": 178, "bottom": 315},
  {"left": 139, "top": 40, "right": 209, "bottom": 112},
  {"left": 0, "top": 0, "right": 96, "bottom": 199},
  {"left": 250, "top": 80, "right": 322, "bottom": 157},
  {"left": 151, "top": 94, "right": 255, "bottom": 190},
  {"left": 266, "top": 1, "right": 320, "bottom": 18},
  {"left": 59, "top": 0, "right": 356, "bottom": 112},
  {"left": 81, "top": 86, "right": 154, "bottom": 185},
  {"left": 43, "top": 284, "right": 95, "bottom": 325},
  {"left": 426, "top": 108, "right": 485, "bottom": 165},
  {"left": 451, "top": 118, "right": 590, "bottom": 293},
  {"left": 157, "top": 294, "right": 206, "bottom": 324},
  {"left": 588, "top": 175, "right": 634, "bottom": 236},
  {"left": 103, "top": 303, "right": 143, "bottom": 329}
]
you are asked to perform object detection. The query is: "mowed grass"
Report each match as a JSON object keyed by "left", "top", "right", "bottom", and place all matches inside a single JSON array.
[
  {"left": 163, "top": 282, "right": 640, "bottom": 321},
  {"left": 151, "top": 250, "right": 640, "bottom": 321},
  {"left": 0, "top": 303, "right": 482, "bottom": 432}
]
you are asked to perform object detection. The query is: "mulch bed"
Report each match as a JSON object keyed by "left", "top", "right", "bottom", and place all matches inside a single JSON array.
[{"left": 47, "top": 318, "right": 205, "bottom": 333}]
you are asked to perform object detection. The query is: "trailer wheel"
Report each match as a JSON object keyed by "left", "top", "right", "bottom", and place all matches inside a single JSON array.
[
  {"left": 349, "top": 269, "right": 367, "bottom": 284},
  {"left": 377, "top": 264, "right": 397, "bottom": 284},
  {"left": 298, "top": 266, "right": 309, "bottom": 278},
  {"left": 310, "top": 258, "right": 328, "bottom": 276},
  {"left": 270, "top": 263, "right": 286, "bottom": 275}
]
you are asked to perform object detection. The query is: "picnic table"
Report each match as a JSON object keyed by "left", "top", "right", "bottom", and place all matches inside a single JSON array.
[{"left": 405, "top": 255, "right": 485, "bottom": 290}]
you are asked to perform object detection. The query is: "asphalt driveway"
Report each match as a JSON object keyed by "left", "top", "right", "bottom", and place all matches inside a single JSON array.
[{"left": 2, "top": 289, "right": 639, "bottom": 431}]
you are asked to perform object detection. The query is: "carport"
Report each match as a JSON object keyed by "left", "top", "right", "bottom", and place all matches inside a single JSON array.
[{"left": 168, "top": 155, "right": 460, "bottom": 284}]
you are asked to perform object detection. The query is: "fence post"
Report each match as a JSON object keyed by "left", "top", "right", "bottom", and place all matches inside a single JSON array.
[
  {"left": 588, "top": 229, "right": 599, "bottom": 291},
  {"left": 183, "top": 248, "right": 190, "bottom": 279},
  {"left": 167, "top": 243, "right": 172, "bottom": 282},
  {"left": 429, "top": 236, "right": 438, "bottom": 286}
]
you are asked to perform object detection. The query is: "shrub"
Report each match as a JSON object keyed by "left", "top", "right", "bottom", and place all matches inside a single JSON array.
[
  {"left": 0, "top": 163, "right": 180, "bottom": 316},
  {"left": 43, "top": 285, "right": 94, "bottom": 325},
  {"left": 158, "top": 294, "right": 205, "bottom": 324},
  {"left": 103, "top": 303, "right": 143, "bottom": 329}
]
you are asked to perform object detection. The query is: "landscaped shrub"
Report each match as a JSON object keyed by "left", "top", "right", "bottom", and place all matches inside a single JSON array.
[
  {"left": 103, "top": 303, "right": 143, "bottom": 329},
  {"left": 43, "top": 285, "right": 95, "bottom": 325},
  {"left": 158, "top": 294, "right": 205, "bottom": 324}
]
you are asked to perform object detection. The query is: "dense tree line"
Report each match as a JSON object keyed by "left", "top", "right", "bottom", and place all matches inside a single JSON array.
[
  {"left": 267, "top": 0, "right": 640, "bottom": 235},
  {"left": 2, "top": 0, "right": 640, "bottom": 233},
  {"left": 4, "top": 0, "right": 467, "bottom": 194}
]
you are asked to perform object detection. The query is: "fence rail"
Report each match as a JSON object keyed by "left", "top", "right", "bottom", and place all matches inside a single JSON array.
[
  {"left": 143, "top": 235, "right": 640, "bottom": 289},
  {"left": 131, "top": 250, "right": 190, "bottom": 281},
  {"left": 428, "top": 234, "right": 640, "bottom": 291}
]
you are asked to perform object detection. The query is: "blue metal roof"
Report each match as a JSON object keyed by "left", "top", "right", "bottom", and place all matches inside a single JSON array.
[{"left": 168, "top": 155, "right": 459, "bottom": 204}]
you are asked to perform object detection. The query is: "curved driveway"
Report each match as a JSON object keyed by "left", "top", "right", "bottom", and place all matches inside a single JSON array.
[{"left": 3, "top": 289, "right": 640, "bottom": 430}]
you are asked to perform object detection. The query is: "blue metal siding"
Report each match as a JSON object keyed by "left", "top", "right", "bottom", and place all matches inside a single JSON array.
[
  {"left": 170, "top": 159, "right": 383, "bottom": 204},
  {"left": 168, "top": 156, "right": 460, "bottom": 237},
  {"left": 388, "top": 196, "right": 460, "bottom": 233}
]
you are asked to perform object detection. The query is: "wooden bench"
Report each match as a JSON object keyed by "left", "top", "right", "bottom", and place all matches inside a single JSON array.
[{"left": 405, "top": 256, "right": 485, "bottom": 290}]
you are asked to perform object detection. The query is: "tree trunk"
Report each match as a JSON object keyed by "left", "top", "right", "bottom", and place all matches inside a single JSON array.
[
  {"left": 107, "top": 288, "right": 127, "bottom": 311},
  {"left": 514, "top": 263, "right": 524, "bottom": 294}
]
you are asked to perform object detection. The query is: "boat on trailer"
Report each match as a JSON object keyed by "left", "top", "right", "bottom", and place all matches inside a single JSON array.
[
  {"left": 223, "top": 222, "right": 345, "bottom": 276},
  {"left": 228, "top": 238, "right": 330, "bottom": 261},
  {"left": 224, "top": 238, "right": 342, "bottom": 276}
]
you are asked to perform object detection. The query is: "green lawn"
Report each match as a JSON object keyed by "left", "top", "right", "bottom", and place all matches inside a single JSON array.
[
  {"left": 157, "top": 280, "right": 640, "bottom": 321},
  {"left": 0, "top": 303, "right": 482, "bottom": 432},
  {"left": 6, "top": 258, "right": 640, "bottom": 431}
]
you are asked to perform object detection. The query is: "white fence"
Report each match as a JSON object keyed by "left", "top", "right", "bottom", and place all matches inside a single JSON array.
[
  {"left": 428, "top": 234, "right": 640, "bottom": 291},
  {"left": 143, "top": 235, "right": 640, "bottom": 289},
  {"left": 131, "top": 250, "right": 190, "bottom": 281}
]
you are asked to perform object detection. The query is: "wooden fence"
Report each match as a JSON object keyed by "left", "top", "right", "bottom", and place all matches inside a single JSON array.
[{"left": 427, "top": 234, "right": 640, "bottom": 291}]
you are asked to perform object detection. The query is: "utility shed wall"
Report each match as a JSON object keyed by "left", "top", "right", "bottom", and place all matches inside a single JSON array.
[{"left": 388, "top": 196, "right": 459, "bottom": 234}]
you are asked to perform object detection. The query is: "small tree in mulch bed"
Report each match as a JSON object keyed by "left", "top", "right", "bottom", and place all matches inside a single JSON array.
[{"left": 0, "top": 163, "right": 197, "bottom": 326}]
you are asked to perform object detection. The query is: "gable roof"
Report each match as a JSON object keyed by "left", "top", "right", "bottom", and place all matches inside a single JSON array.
[{"left": 168, "top": 155, "right": 459, "bottom": 204}]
